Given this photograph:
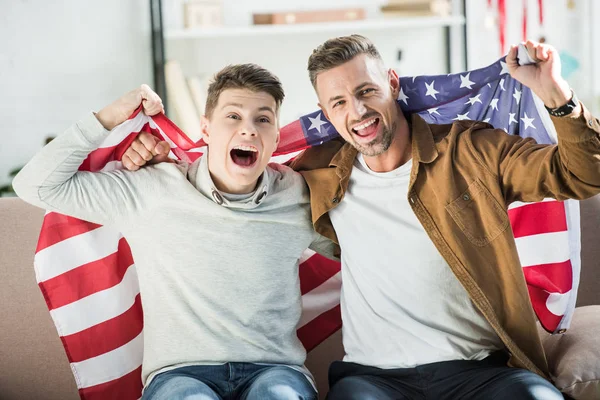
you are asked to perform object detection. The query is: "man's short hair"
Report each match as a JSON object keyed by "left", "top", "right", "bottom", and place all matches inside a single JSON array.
[
  {"left": 307, "top": 34, "right": 382, "bottom": 89},
  {"left": 205, "top": 63, "right": 285, "bottom": 117}
]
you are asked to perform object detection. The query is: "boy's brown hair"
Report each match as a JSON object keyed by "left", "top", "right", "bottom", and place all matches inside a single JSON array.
[
  {"left": 307, "top": 34, "right": 382, "bottom": 88},
  {"left": 205, "top": 63, "right": 284, "bottom": 117}
]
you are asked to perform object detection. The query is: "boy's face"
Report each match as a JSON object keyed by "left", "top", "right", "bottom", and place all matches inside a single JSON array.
[{"left": 201, "top": 88, "right": 280, "bottom": 194}]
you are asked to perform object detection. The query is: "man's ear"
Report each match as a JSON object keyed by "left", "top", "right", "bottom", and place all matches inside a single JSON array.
[
  {"left": 200, "top": 115, "right": 210, "bottom": 144},
  {"left": 388, "top": 68, "right": 400, "bottom": 98}
]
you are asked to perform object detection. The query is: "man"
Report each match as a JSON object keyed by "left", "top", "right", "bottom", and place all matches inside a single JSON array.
[
  {"left": 13, "top": 64, "right": 335, "bottom": 400},
  {"left": 124, "top": 37, "right": 600, "bottom": 399}
]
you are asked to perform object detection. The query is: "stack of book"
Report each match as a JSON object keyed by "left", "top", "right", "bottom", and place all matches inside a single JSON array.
[
  {"left": 380, "top": 0, "right": 452, "bottom": 17},
  {"left": 253, "top": 8, "right": 366, "bottom": 25}
]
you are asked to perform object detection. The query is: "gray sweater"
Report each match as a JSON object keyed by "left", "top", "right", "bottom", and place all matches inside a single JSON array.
[{"left": 13, "top": 112, "right": 335, "bottom": 385}]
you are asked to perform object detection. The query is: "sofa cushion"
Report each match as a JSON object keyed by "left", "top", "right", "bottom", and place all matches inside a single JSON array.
[{"left": 538, "top": 305, "right": 600, "bottom": 400}]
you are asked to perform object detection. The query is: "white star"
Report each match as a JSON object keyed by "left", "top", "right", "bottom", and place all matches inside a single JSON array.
[
  {"left": 500, "top": 78, "right": 506, "bottom": 91},
  {"left": 520, "top": 113, "right": 536, "bottom": 130},
  {"left": 465, "top": 94, "right": 482, "bottom": 106},
  {"left": 398, "top": 87, "right": 409, "bottom": 105},
  {"left": 425, "top": 81, "right": 439, "bottom": 99},
  {"left": 499, "top": 61, "right": 509, "bottom": 75},
  {"left": 428, "top": 107, "right": 440, "bottom": 115},
  {"left": 487, "top": 83, "right": 492, "bottom": 88},
  {"left": 454, "top": 112, "right": 470, "bottom": 121},
  {"left": 413, "top": 76, "right": 417, "bottom": 82},
  {"left": 509, "top": 113, "right": 518, "bottom": 125},
  {"left": 513, "top": 89, "right": 522, "bottom": 105},
  {"left": 307, "top": 113, "right": 327, "bottom": 132},
  {"left": 459, "top": 72, "right": 475, "bottom": 89},
  {"left": 483, "top": 118, "right": 491, "bottom": 123},
  {"left": 489, "top": 98, "right": 499, "bottom": 111}
]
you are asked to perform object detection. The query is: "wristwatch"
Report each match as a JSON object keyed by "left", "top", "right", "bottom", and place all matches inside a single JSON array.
[{"left": 544, "top": 89, "right": 579, "bottom": 117}]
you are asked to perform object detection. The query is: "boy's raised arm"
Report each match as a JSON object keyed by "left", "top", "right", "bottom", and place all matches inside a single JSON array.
[{"left": 13, "top": 85, "right": 165, "bottom": 226}]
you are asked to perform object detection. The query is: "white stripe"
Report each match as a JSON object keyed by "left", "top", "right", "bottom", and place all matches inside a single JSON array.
[
  {"left": 546, "top": 290, "right": 572, "bottom": 316},
  {"left": 186, "top": 147, "right": 206, "bottom": 153},
  {"left": 50, "top": 264, "right": 139, "bottom": 336},
  {"left": 270, "top": 150, "right": 302, "bottom": 164},
  {"left": 298, "top": 271, "right": 341, "bottom": 328},
  {"left": 100, "top": 160, "right": 123, "bottom": 172},
  {"left": 34, "top": 226, "right": 123, "bottom": 282},
  {"left": 508, "top": 198, "right": 557, "bottom": 210},
  {"left": 148, "top": 119, "right": 179, "bottom": 149},
  {"left": 99, "top": 113, "right": 149, "bottom": 148},
  {"left": 71, "top": 331, "right": 143, "bottom": 389},
  {"left": 515, "top": 230, "right": 570, "bottom": 267},
  {"left": 299, "top": 249, "right": 316, "bottom": 264}
]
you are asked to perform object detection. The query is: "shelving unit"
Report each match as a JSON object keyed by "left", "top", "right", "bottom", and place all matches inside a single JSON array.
[
  {"left": 164, "top": 15, "right": 465, "bottom": 40},
  {"left": 149, "top": 0, "right": 468, "bottom": 120}
]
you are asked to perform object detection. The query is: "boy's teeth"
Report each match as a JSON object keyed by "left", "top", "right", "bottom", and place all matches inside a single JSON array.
[{"left": 233, "top": 145, "right": 257, "bottom": 152}]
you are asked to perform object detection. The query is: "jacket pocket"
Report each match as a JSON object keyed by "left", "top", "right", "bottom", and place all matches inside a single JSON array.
[{"left": 445, "top": 179, "right": 509, "bottom": 247}]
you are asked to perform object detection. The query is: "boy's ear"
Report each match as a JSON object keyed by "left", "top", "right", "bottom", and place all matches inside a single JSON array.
[
  {"left": 200, "top": 115, "right": 210, "bottom": 144},
  {"left": 275, "top": 130, "right": 280, "bottom": 147}
]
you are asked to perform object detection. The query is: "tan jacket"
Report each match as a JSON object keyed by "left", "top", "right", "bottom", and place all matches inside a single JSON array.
[{"left": 290, "top": 103, "right": 600, "bottom": 378}]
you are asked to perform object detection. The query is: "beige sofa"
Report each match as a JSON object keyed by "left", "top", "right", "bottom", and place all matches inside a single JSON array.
[{"left": 1, "top": 196, "right": 599, "bottom": 400}]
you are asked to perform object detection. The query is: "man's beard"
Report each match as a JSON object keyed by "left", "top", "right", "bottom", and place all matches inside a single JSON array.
[{"left": 353, "top": 120, "right": 396, "bottom": 157}]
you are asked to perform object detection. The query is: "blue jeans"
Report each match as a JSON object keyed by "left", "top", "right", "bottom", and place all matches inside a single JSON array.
[
  {"left": 142, "top": 363, "right": 316, "bottom": 400},
  {"left": 326, "top": 351, "right": 565, "bottom": 400}
]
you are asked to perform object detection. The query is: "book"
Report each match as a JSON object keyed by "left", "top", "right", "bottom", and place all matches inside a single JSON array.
[{"left": 253, "top": 8, "right": 365, "bottom": 25}]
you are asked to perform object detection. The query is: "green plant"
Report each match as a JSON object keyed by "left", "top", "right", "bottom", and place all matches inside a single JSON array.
[{"left": 0, "top": 166, "right": 22, "bottom": 197}]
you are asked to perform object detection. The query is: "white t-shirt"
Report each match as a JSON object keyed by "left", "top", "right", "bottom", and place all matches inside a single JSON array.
[{"left": 329, "top": 154, "right": 503, "bottom": 369}]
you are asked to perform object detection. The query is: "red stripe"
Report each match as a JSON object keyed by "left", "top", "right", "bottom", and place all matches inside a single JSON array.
[
  {"left": 527, "top": 286, "right": 562, "bottom": 333},
  {"left": 79, "top": 365, "right": 142, "bottom": 400},
  {"left": 40, "top": 238, "right": 133, "bottom": 310},
  {"left": 298, "top": 305, "right": 342, "bottom": 352},
  {"left": 80, "top": 145, "right": 119, "bottom": 172},
  {"left": 36, "top": 213, "right": 102, "bottom": 253},
  {"left": 508, "top": 201, "right": 567, "bottom": 238},
  {"left": 522, "top": 260, "right": 572, "bottom": 295},
  {"left": 62, "top": 294, "right": 143, "bottom": 362},
  {"left": 299, "top": 255, "right": 341, "bottom": 295}
]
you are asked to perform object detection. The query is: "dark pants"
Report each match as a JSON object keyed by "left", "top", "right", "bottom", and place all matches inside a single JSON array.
[{"left": 326, "top": 352, "right": 564, "bottom": 400}]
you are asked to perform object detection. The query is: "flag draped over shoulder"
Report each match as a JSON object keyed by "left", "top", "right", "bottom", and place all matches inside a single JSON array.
[{"left": 33, "top": 50, "right": 579, "bottom": 400}]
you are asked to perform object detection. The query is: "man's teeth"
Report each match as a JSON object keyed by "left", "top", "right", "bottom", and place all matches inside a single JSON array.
[
  {"left": 354, "top": 118, "right": 376, "bottom": 131},
  {"left": 233, "top": 145, "right": 257, "bottom": 152}
]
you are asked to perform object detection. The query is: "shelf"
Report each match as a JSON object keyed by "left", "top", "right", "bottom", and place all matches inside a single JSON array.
[{"left": 165, "top": 15, "right": 465, "bottom": 40}]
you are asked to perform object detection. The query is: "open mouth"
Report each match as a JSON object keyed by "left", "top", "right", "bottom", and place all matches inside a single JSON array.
[
  {"left": 230, "top": 145, "right": 259, "bottom": 167},
  {"left": 351, "top": 117, "right": 380, "bottom": 139}
]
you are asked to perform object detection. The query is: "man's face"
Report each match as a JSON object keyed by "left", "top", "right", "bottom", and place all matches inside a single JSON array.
[
  {"left": 315, "top": 54, "right": 400, "bottom": 156},
  {"left": 201, "top": 88, "right": 279, "bottom": 194}
]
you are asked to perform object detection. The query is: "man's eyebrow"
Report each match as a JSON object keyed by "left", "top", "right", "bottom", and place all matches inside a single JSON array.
[
  {"left": 328, "top": 82, "right": 373, "bottom": 104},
  {"left": 354, "top": 82, "right": 372, "bottom": 93},
  {"left": 328, "top": 95, "right": 345, "bottom": 104}
]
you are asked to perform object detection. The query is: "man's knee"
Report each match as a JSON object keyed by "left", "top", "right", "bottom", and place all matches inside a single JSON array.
[
  {"left": 245, "top": 367, "right": 316, "bottom": 400},
  {"left": 326, "top": 376, "right": 402, "bottom": 400},
  {"left": 495, "top": 370, "right": 563, "bottom": 400}
]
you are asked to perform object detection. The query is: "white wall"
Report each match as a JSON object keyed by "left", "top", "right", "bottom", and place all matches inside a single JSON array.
[{"left": 0, "top": 0, "right": 152, "bottom": 187}]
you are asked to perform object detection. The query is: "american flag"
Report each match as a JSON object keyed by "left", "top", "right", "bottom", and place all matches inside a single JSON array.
[{"left": 33, "top": 49, "right": 579, "bottom": 399}]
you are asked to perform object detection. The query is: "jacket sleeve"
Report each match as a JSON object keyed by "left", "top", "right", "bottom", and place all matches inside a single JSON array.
[
  {"left": 469, "top": 102, "right": 600, "bottom": 204},
  {"left": 12, "top": 112, "right": 158, "bottom": 226}
]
